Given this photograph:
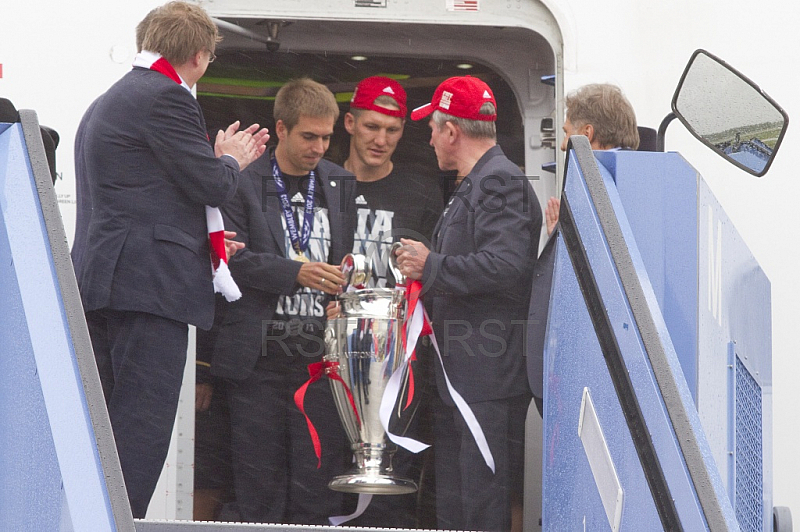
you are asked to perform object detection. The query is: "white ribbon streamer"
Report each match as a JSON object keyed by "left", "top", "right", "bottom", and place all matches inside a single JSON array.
[
  {"left": 328, "top": 493, "right": 373, "bottom": 526},
  {"left": 379, "top": 293, "right": 494, "bottom": 473},
  {"left": 426, "top": 307, "right": 495, "bottom": 473},
  {"left": 379, "top": 293, "right": 431, "bottom": 453}
]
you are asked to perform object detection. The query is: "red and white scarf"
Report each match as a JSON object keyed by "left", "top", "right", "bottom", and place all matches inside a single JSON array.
[{"left": 133, "top": 51, "right": 241, "bottom": 302}]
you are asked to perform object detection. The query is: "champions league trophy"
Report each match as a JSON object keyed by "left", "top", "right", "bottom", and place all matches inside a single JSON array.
[{"left": 324, "top": 251, "right": 419, "bottom": 494}]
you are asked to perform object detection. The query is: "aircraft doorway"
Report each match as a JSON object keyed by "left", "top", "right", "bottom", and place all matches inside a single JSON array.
[{"left": 198, "top": 51, "right": 528, "bottom": 202}]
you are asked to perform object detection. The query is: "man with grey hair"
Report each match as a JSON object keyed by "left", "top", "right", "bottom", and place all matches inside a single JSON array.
[
  {"left": 547, "top": 83, "right": 639, "bottom": 233},
  {"left": 395, "top": 75, "right": 542, "bottom": 531}
]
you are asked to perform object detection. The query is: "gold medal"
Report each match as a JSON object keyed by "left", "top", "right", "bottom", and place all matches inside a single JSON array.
[{"left": 295, "top": 251, "right": 310, "bottom": 263}]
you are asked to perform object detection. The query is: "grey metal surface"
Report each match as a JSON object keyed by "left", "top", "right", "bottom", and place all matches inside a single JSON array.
[{"left": 134, "top": 520, "right": 429, "bottom": 532}]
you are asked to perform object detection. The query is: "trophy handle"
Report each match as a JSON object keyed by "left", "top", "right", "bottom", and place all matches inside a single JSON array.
[
  {"left": 389, "top": 242, "right": 406, "bottom": 286},
  {"left": 340, "top": 253, "right": 373, "bottom": 291}
]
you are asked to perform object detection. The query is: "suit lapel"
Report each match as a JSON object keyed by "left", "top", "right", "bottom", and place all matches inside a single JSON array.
[
  {"left": 259, "top": 165, "right": 288, "bottom": 256},
  {"left": 320, "top": 168, "right": 342, "bottom": 263},
  {"left": 432, "top": 146, "right": 500, "bottom": 251}
]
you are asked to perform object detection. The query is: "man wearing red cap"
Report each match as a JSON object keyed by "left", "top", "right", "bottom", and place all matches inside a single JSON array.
[
  {"left": 336, "top": 76, "right": 442, "bottom": 527},
  {"left": 344, "top": 75, "right": 443, "bottom": 286},
  {"left": 395, "top": 75, "right": 542, "bottom": 531}
]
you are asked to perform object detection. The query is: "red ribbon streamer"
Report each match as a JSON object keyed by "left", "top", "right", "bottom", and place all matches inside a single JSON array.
[
  {"left": 399, "top": 280, "right": 433, "bottom": 409},
  {"left": 294, "top": 360, "right": 361, "bottom": 468}
]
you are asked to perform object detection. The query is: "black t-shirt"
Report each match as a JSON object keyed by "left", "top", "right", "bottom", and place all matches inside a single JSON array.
[
  {"left": 352, "top": 165, "right": 443, "bottom": 287},
  {"left": 268, "top": 172, "right": 331, "bottom": 360}
]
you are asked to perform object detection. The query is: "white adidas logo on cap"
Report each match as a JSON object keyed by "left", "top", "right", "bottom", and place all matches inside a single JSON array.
[
  {"left": 382, "top": 86, "right": 395, "bottom": 94},
  {"left": 483, "top": 90, "right": 491, "bottom": 99}
]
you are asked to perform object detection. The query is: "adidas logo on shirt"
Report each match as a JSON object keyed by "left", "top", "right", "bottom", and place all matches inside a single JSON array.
[
  {"left": 355, "top": 195, "right": 368, "bottom": 205},
  {"left": 291, "top": 192, "right": 304, "bottom": 203}
]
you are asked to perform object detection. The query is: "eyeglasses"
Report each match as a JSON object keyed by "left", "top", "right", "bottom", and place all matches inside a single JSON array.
[{"left": 207, "top": 50, "right": 216, "bottom": 63}]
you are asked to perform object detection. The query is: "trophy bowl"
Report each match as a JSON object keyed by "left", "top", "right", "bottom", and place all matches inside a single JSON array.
[{"left": 325, "top": 285, "right": 419, "bottom": 494}]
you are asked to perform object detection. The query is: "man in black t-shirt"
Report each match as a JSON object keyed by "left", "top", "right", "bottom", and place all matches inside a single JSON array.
[
  {"left": 344, "top": 76, "right": 443, "bottom": 287},
  {"left": 336, "top": 76, "right": 442, "bottom": 528}
]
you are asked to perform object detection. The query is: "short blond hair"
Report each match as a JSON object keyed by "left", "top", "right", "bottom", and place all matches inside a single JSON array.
[
  {"left": 566, "top": 84, "right": 639, "bottom": 150},
  {"left": 274, "top": 78, "right": 340, "bottom": 131},
  {"left": 141, "top": 1, "right": 220, "bottom": 65},
  {"left": 135, "top": 6, "right": 162, "bottom": 52}
]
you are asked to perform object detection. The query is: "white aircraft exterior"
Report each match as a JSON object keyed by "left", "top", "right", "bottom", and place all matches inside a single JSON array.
[{"left": 2, "top": 0, "right": 798, "bottom": 524}]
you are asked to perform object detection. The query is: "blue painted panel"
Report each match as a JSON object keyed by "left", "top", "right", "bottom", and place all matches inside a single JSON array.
[
  {"left": 0, "top": 130, "right": 63, "bottom": 529},
  {"left": 696, "top": 179, "right": 772, "bottom": 530},
  {"left": 596, "top": 151, "right": 700, "bottom": 404},
  {"left": 544, "top": 147, "right": 740, "bottom": 530},
  {"left": 543, "top": 236, "right": 662, "bottom": 531},
  {"left": 0, "top": 123, "right": 116, "bottom": 531}
]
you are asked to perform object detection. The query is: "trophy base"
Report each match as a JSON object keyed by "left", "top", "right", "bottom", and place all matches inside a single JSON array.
[{"left": 328, "top": 471, "right": 418, "bottom": 494}]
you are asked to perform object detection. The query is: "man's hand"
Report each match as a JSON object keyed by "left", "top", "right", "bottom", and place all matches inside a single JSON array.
[
  {"left": 215, "top": 121, "right": 270, "bottom": 171},
  {"left": 545, "top": 196, "right": 560, "bottom": 236},
  {"left": 325, "top": 300, "right": 342, "bottom": 320},
  {"left": 223, "top": 231, "right": 245, "bottom": 260},
  {"left": 196, "top": 383, "right": 213, "bottom": 412},
  {"left": 394, "top": 238, "right": 429, "bottom": 280},
  {"left": 296, "top": 262, "right": 346, "bottom": 296}
]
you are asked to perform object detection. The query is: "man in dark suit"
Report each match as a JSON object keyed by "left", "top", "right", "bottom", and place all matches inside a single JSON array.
[
  {"left": 395, "top": 76, "right": 542, "bottom": 531},
  {"left": 73, "top": 6, "right": 165, "bottom": 402},
  {"left": 73, "top": 1, "right": 268, "bottom": 517},
  {"left": 195, "top": 78, "right": 357, "bottom": 524},
  {"left": 532, "top": 84, "right": 640, "bottom": 405}
]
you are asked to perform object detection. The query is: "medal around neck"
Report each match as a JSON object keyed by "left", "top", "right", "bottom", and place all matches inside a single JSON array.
[{"left": 324, "top": 253, "right": 419, "bottom": 494}]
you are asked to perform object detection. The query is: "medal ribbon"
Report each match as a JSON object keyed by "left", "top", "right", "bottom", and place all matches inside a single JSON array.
[
  {"left": 294, "top": 360, "right": 361, "bottom": 468},
  {"left": 272, "top": 157, "right": 316, "bottom": 259}
]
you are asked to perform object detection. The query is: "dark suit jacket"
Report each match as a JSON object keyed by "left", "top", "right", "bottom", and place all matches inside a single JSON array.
[
  {"left": 71, "top": 97, "right": 97, "bottom": 278},
  {"left": 201, "top": 154, "right": 357, "bottom": 381},
  {"left": 73, "top": 68, "right": 240, "bottom": 330},
  {"left": 526, "top": 233, "right": 557, "bottom": 399},
  {"left": 422, "top": 145, "right": 542, "bottom": 403}
]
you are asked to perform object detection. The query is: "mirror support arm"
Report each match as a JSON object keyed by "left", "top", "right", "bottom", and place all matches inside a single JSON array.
[{"left": 656, "top": 112, "right": 677, "bottom": 152}]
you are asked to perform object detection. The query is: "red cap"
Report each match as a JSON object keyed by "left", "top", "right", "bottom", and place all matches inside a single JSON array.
[
  {"left": 350, "top": 76, "right": 407, "bottom": 118},
  {"left": 410, "top": 76, "right": 497, "bottom": 122}
]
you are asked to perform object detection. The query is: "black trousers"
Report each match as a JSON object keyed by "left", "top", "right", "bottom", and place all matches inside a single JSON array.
[
  {"left": 433, "top": 393, "right": 530, "bottom": 531},
  {"left": 218, "top": 354, "right": 349, "bottom": 524},
  {"left": 86, "top": 309, "right": 188, "bottom": 518}
]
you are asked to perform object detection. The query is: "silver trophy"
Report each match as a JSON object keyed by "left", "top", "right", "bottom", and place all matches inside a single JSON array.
[{"left": 324, "top": 251, "right": 418, "bottom": 494}]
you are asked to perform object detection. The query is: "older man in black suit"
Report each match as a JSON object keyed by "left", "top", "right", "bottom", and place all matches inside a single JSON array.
[
  {"left": 73, "top": 1, "right": 268, "bottom": 517},
  {"left": 395, "top": 76, "right": 542, "bottom": 531}
]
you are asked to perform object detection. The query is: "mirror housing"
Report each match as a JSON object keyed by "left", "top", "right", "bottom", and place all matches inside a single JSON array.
[{"left": 671, "top": 49, "right": 788, "bottom": 177}]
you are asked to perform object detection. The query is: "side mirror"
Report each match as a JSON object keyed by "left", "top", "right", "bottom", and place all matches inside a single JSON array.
[{"left": 671, "top": 49, "right": 788, "bottom": 177}]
